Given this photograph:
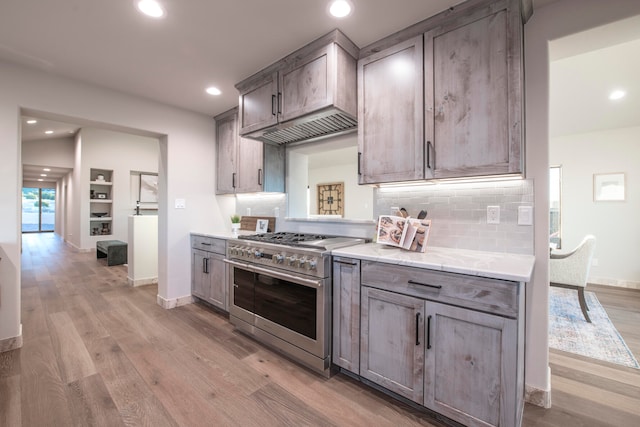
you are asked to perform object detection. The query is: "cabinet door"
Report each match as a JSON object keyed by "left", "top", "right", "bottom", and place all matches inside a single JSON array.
[
  {"left": 279, "top": 44, "right": 332, "bottom": 122},
  {"left": 238, "top": 72, "right": 278, "bottom": 135},
  {"left": 207, "top": 253, "right": 227, "bottom": 311},
  {"left": 358, "top": 36, "right": 425, "bottom": 184},
  {"left": 236, "top": 136, "right": 264, "bottom": 193},
  {"left": 430, "top": 9, "right": 520, "bottom": 178},
  {"left": 332, "top": 257, "right": 361, "bottom": 373},
  {"left": 191, "top": 249, "right": 211, "bottom": 300},
  {"left": 360, "top": 287, "right": 424, "bottom": 403},
  {"left": 424, "top": 301, "right": 518, "bottom": 427},
  {"left": 216, "top": 112, "right": 237, "bottom": 194}
]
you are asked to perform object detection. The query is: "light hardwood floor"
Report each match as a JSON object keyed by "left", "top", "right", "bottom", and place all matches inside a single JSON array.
[{"left": 1, "top": 233, "right": 639, "bottom": 426}]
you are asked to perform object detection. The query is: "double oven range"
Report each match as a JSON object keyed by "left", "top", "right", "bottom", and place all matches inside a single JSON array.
[{"left": 225, "top": 232, "right": 364, "bottom": 377}]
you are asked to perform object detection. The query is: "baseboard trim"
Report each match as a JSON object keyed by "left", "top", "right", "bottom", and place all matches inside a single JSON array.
[
  {"left": 0, "top": 331, "right": 23, "bottom": 353},
  {"left": 156, "top": 294, "right": 193, "bottom": 309},
  {"left": 127, "top": 276, "right": 158, "bottom": 287},
  {"left": 525, "top": 384, "right": 551, "bottom": 408},
  {"left": 590, "top": 277, "right": 640, "bottom": 290}
]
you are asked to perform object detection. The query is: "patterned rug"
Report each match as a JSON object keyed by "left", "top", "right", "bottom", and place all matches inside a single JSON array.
[{"left": 549, "top": 287, "right": 640, "bottom": 369}]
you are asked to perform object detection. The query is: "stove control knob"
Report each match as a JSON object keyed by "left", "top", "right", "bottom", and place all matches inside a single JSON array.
[
  {"left": 239, "top": 248, "right": 247, "bottom": 257},
  {"left": 229, "top": 247, "right": 236, "bottom": 256},
  {"left": 253, "top": 249, "right": 263, "bottom": 259},
  {"left": 273, "top": 253, "right": 284, "bottom": 264},
  {"left": 287, "top": 255, "right": 298, "bottom": 266},
  {"left": 307, "top": 259, "right": 318, "bottom": 270}
]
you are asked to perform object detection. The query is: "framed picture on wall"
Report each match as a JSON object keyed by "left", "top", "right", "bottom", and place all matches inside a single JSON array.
[
  {"left": 593, "top": 173, "right": 625, "bottom": 201},
  {"left": 139, "top": 173, "right": 158, "bottom": 203}
]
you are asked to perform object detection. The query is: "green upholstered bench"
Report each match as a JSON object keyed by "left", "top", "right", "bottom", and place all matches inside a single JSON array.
[{"left": 96, "top": 240, "right": 127, "bottom": 266}]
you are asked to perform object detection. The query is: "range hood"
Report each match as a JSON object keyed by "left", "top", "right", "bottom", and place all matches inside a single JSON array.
[
  {"left": 236, "top": 29, "right": 359, "bottom": 146},
  {"left": 247, "top": 108, "right": 357, "bottom": 145}
]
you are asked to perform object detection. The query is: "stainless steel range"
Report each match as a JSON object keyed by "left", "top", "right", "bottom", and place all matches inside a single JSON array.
[{"left": 225, "top": 232, "right": 364, "bottom": 377}]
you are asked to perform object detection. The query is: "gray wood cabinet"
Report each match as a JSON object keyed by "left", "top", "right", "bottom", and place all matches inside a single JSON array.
[
  {"left": 360, "top": 286, "right": 425, "bottom": 404},
  {"left": 332, "top": 258, "right": 525, "bottom": 426},
  {"left": 331, "top": 257, "right": 361, "bottom": 373},
  {"left": 357, "top": 0, "right": 524, "bottom": 184},
  {"left": 236, "top": 30, "right": 358, "bottom": 145},
  {"left": 215, "top": 107, "right": 284, "bottom": 194},
  {"left": 191, "top": 235, "right": 227, "bottom": 311}
]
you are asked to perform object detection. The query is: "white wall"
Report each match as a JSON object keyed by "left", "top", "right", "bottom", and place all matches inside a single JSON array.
[
  {"left": 0, "top": 59, "right": 219, "bottom": 346},
  {"left": 524, "top": 0, "right": 640, "bottom": 405},
  {"left": 22, "top": 137, "right": 75, "bottom": 169},
  {"left": 551, "top": 126, "right": 640, "bottom": 287}
]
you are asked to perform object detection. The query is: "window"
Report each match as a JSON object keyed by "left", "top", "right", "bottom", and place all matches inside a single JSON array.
[{"left": 549, "top": 166, "right": 562, "bottom": 249}]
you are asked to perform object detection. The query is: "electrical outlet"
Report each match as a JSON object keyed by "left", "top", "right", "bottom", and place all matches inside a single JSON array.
[
  {"left": 487, "top": 206, "right": 500, "bottom": 224},
  {"left": 274, "top": 207, "right": 279, "bottom": 217},
  {"left": 390, "top": 206, "right": 399, "bottom": 216},
  {"left": 175, "top": 198, "right": 186, "bottom": 209},
  {"left": 246, "top": 208, "right": 251, "bottom": 216},
  {"left": 518, "top": 206, "right": 533, "bottom": 225}
]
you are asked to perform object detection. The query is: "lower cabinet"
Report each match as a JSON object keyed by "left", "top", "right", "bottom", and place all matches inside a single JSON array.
[
  {"left": 191, "top": 235, "right": 227, "bottom": 311},
  {"left": 332, "top": 259, "right": 524, "bottom": 427}
]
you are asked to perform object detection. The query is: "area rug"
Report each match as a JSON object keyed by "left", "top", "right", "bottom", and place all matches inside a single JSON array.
[{"left": 549, "top": 287, "right": 640, "bottom": 369}]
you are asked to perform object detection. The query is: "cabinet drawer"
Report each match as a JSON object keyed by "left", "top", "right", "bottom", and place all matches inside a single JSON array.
[
  {"left": 361, "top": 261, "right": 519, "bottom": 318},
  {"left": 191, "top": 235, "right": 226, "bottom": 255}
]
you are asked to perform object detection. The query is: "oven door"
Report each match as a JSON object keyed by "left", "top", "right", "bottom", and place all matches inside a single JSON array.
[{"left": 225, "top": 259, "right": 330, "bottom": 359}]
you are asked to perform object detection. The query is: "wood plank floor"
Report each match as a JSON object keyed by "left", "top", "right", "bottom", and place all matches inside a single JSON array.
[{"left": 2, "top": 233, "right": 639, "bottom": 426}]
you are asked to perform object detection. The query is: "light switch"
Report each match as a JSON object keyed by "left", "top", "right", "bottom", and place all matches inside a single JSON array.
[
  {"left": 175, "top": 198, "right": 186, "bottom": 209},
  {"left": 518, "top": 206, "right": 533, "bottom": 225}
]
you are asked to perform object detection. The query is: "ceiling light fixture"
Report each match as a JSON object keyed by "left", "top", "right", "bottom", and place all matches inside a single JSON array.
[
  {"left": 608, "top": 89, "right": 626, "bottom": 101},
  {"left": 328, "top": 0, "right": 353, "bottom": 18},
  {"left": 37, "top": 179, "right": 43, "bottom": 182},
  {"left": 26, "top": 119, "right": 37, "bottom": 124},
  {"left": 137, "top": 0, "right": 165, "bottom": 18},
  {"left": 43, "top": 168, "right": 51, "bottom": 171},
  {"left": 206, "top": 86, "right": 222, "bottom": 96},
  {"left": 45, "top": 130, "right": 53, "bottom": 134},
  {"left": 40, "top": 174, "right": 47, "bottom": 177}
]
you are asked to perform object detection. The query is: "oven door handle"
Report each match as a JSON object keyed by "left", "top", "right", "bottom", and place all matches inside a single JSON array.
[{"left": 224, "top": 258, "right": 324, "bottom": 289}]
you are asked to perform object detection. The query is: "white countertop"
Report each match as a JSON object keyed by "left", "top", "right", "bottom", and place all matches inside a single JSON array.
[
  {"left": 191, "top": 230, "right": 254, "bottom": 239},
  {"left": 332, "top": 243, "right": 535, "bottom": 282}
]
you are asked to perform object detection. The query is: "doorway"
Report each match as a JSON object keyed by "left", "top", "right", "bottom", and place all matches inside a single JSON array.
[{"left": 22, "top": 187, "right": 56, "bottom": 233}]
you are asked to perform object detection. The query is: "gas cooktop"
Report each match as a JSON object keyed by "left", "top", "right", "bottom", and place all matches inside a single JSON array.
[{"left": 235, "top": 231, "right": 364, "bottom": 251}]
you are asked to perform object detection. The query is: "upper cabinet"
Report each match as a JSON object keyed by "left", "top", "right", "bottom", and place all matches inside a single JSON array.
[
  {"left": 215, "top": 107, "right": 284, "bottom": 195},
  {"left": 236, "top": 29, "right": 359, "bottom": 145},
  {"left": 358, "top": 0, "right": 525, "bottom": 184}
]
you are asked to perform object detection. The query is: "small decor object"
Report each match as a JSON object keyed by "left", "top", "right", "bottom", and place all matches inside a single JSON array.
[
  {"left": 377, "top": 215, "right": 431, "bottom": 252},
  {"left": 594, "top": 172, "right": 625, "bottom": 201},
  {"left": 255, "top": 219, "right": 269, "bottom": 234},
  {"left": 230, "top": 214, "right": 241, "bottom": 234},
  {"left": 96, "top": 174, "right": 105, "bottom": 181},
  {"left": 317, "top": 182, "right": 344, "bottom": 216},
  {"left": 96, "top": 192, "right": 108, "bottom": 199},
  {"left": 91, "top": 212, "right": 108, "bottom": 217}
]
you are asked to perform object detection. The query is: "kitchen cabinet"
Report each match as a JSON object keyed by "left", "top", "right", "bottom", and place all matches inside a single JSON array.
[
  {"left": 191, "top": 235, "right": 227, "bottom": 311},
  {"left": 89, "top": 168, "right": 113, "bottom": 236},
  {"left": 357, "top": 0, "right": 524, "bottom": 184},
  {"left": 332, "top": 257, "right": 525, "bottom": 427},
  {"left": 236, "top": 29, "right": 359, "bottom": 145},
  {"left": 331, "top": 257, "right": 361, "bottom": 373},
  {"left": 215, "top": 107, "right": 284, "bottom": 194},
  {"left": 360, "top": 286, "right": 425, "bottom": 404}
]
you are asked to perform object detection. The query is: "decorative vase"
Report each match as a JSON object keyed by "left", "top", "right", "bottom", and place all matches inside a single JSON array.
[{"left": 231, "top": 223, "right": 240, "bottom": 234}]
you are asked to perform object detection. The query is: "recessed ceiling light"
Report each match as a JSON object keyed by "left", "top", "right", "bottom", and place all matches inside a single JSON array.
[
  {"left": 43, "top": 168, "right": 51, "bottom": 171},
  {"left": 328, "top": 0, "right": 353, "bottom": 18},
  {"left": 26, "top": 119, "right": 37, "bottom": 124},
  {"left": 206, "top": 87, "right": 222, "bottom": 96},
  {"left": 41, "top": 174, "right": 47, "bottom": 177},
  {"left": 37, "top": 179, "right": 43, "bottom": 182},
  {"left": 609, "top": 89, "right": 626, "bottom": 100},
  {"left": 137, "top": 0, "right": 165, "bottom": 18},
  {"left": 45, "top": 130, "right": 54, "bottom": 134}
]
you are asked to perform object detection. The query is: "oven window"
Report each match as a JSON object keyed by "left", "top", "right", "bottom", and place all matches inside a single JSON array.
[
  {"left": 254, "top": 273, "right": 317, "bottom": 340},
  {"left": 233, "top": 267, "right": 255, "bottom": 312}
]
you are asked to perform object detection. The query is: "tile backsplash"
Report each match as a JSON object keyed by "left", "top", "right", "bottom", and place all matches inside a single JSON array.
[
  {"left": 232, "top": 179, "right": 534, "bottom": 255},
  {"left": 374, "top": 179, "right": 534, "bottom": 254}
]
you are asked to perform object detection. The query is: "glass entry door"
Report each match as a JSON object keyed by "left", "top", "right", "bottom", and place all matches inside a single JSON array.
[{"left": 22, "top": 187, "right": 56, "bottom": 232}]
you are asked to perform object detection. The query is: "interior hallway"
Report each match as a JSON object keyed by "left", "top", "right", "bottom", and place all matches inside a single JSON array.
[{"left": 0, "top": 233, "right": 639, "bottom": 426}]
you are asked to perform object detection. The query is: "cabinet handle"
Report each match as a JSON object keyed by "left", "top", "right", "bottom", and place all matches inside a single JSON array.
[
  {"left": 357, "top": 152, "right": 362, "bottom": 175},
  {"left": 232, "top": 172, "right": 236, "bottom": 189},
  {"left": 202, "top": 258, "right": 208, "bottom": 274},
  {"left": 426, "top": 141, "right": 433, "bottom": 170},
  {"left": 277, "top": 92, "right": 282, "bottom": 114},
  {"left": 200, "top": 242, "right": 212, "bottom": 246},
  {"left": 258, "top": 168, "right": 263, "bottom": 186},
  {"left": 335, "top": 260, "right": 358, "bottom": 266},
  {"left": 271, "top": 94, "right": 277, "bottom": 116},
  {"left": 407, "top": 279, "right": 442, "bottom": 290},
  {"left": 415, "top": 312, "right": 421, "bottom": 346},
  {"left": 426, "top": 315, "right": 432, "bottom": 349}
]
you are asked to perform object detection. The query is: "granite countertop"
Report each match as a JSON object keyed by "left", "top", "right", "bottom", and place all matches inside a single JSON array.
[
  {"left": 332, "top": 243, "right": 535, "bottom": 283},
  {"left": 191, "top": 230, "right": 254, "bottom": 239}
]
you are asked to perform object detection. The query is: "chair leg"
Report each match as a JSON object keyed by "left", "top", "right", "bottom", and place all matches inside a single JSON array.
[{"left": 577, "top": 288, "right": 592, "bottom": 323}]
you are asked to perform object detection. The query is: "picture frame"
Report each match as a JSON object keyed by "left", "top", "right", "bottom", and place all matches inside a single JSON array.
[
  {"left": 593, "top": 173, "right": 625, "bottom": 201},
  {"left": 255, "top": 219, "right": 269, "bottom": 234},
  {"left": 139, "top": 173, "right": 159, "bottom": 203}
]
